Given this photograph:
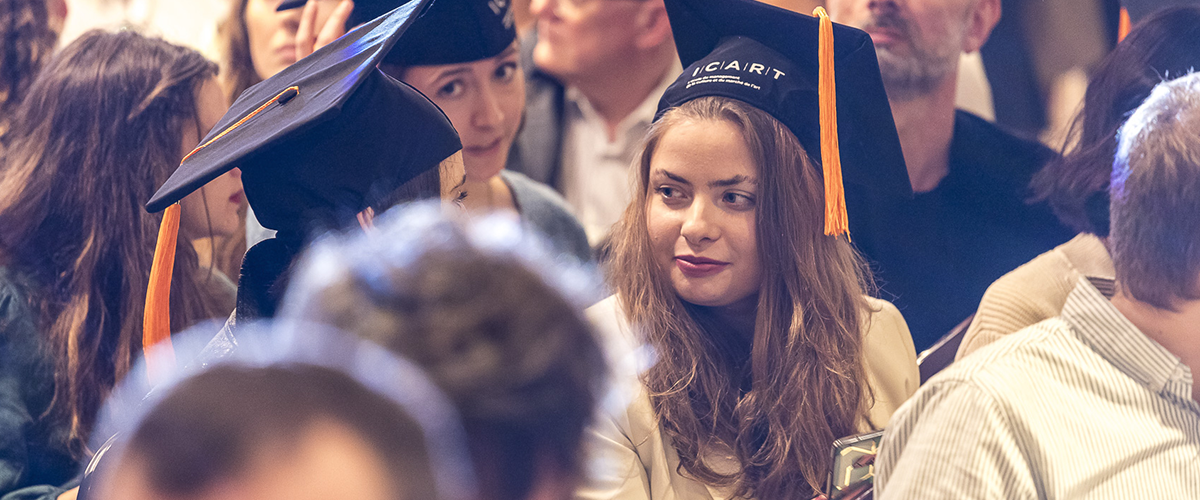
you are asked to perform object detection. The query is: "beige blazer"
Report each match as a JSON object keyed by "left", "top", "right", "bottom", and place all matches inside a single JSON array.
[
  {"left": 576, "top": 296, "right": 920, "bottom": 500},
  {"left": 957, "top": 233, "right": 1114, "bottom": 360}
]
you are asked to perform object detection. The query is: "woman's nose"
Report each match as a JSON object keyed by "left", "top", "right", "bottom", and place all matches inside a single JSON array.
[{"left": 679, "top": 200, "right": 719, "bottom": 244}]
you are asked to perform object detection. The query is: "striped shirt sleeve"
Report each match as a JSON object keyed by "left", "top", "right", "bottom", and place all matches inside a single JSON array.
[{"left": 875, "top": 379, "right": 1040, "bottom": 500}]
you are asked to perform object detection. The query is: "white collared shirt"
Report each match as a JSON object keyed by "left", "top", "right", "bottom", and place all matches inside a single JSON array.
[
  {"left": 877, "top": 278, "right": 1200, "bottom": 499},
  {"left": 559, "top": 63, "right": 680, "bottom": 246}
]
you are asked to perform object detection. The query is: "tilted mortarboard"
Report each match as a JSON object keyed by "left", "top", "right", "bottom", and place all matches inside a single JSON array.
[
  {"left": 142, "top": 0, "right": 461, "bottom": 381},
  {"left": 277, "top": 0, "right": 517, "bottom": 66},
  {"left": 658, "top": 0, "right": 911, "bottom": 237}
]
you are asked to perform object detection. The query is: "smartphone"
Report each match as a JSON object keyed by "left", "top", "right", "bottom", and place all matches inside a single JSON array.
[{"left": 825, "top": 430, "right": 884, "bottom": 500}]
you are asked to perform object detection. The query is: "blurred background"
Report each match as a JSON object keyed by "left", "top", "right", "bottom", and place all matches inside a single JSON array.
[{"left": 59, "top": 0, "right": 1121, "bottom": 150}]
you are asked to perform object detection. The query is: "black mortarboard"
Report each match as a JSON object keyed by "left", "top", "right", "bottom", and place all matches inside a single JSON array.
[
  {"left": 147, "top": 0, "right": 460, "bottom": 231},
  {"left": 658, "top": 0, "right": 911, "bottom": 236},
  {"left": 278, "top": 0, "right": 517, "bottom": 66},
  {"left": 142, "top": 0, "right": 460, "bottom": 381},
  {"left": 1122, "top": 0, "right": 1200, "bottom": 23}
]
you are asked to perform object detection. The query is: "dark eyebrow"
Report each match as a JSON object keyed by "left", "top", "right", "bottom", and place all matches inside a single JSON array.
[
  {"left": 495, "top": 45, "right": 519, "bottom": 60},
  {"left": 654, "top": 169, "right": 691, "bottom": 186},
  {"left": 454, "top": 174, "right": 467, "bottom": 190},
  {"left": 709, "top": 175, "right": 756, "bottom": 188},
  {"left": 434, "top": 67, "right": 472, "bottom": 81}
]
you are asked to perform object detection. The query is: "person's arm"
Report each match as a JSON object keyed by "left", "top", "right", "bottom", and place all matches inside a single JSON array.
[
  {"left": 957, "top": 252, "right": 1073, "bottom": 360},
  {"left": 874, "top": 380, "right": 1039, "bottom": 500},
  {"left": 861, "top": 297, "right": 920, "bottom": 429}
]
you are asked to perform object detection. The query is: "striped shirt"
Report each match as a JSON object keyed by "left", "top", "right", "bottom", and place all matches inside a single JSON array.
[{"left": 875, "top": 278, "right": 1200, "bottom": 499}]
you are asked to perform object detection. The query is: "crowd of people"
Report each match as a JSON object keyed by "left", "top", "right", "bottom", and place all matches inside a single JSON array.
[{"left": 0, "top": 0, "right": 1197, "bottom": 499}]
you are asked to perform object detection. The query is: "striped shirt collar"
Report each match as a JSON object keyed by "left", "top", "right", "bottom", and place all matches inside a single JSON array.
[{"left": 1062, "top": 278, "right": 1196, "bottom": 407}]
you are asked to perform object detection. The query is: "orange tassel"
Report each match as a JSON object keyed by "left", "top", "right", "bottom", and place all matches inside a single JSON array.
[
  {"left": 1118, "top": 7, "right": 1131, "bottom": 42},
  {"left": 144, "top": 202, "right": 180, "bottom": 382},
  {"left": 140, "top": 86, "right": 300, "bottom": 384},
  {"left": 814, "top": 7, "right": 850, "bottom": 239}
]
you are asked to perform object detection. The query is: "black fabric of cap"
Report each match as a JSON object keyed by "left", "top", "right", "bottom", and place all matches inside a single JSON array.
[
  {"left": 1122, "top": 0, "right": 1200, "bottom": 23},
  {"left": 278, "top": 0, "right": 517, "bottom": 66},
  {"left": 146, "top": 1, "right": 461, "bottom": 235},
  {"left": 658, "top": 0, "right": 911, "bottom": 197}
]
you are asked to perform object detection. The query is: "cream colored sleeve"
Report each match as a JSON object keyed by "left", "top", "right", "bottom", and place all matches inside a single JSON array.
[
  {"left": 957, "top": 253, "right": 1075, "bottom": 361},
  {"left": 574, "top": 407, "right": 652, "bottom": 500},
  {"left": 862, "top": 297, "right": 920, "bottom": 429},
  {"left": 576, "top": 297, "right": 653, "bottom": 500}
]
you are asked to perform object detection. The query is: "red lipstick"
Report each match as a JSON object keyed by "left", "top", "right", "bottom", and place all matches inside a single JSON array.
[{"left": 675, "top": 255, "right": 729, "bottom": 278}]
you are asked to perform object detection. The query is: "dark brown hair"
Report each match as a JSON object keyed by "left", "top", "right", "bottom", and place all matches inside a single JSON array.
[
  {"left": 0, "top": 30, "right": 229, "bottom": 456},
  {"left": 0, "top": 0, "right": 58, "bottom": 141},
  {"left": 116, "top": 364, "right": 441, "bottom": 499},
  {"left": 608, "top": 96, "right": 872, "bottom": 498},
  {"left": 1031, "top": 6, "right": 1200, "bottom": 236},
  {"left": 1109, "top": 72, "right": 1200, "bottom": 310},
  {"left": 286, "top": 211, "right": 606, "bottom": 500}
]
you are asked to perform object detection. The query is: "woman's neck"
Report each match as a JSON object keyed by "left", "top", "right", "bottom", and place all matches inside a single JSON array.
[{"left": 690, "top": 295, "right": 759, "bottom": 340}]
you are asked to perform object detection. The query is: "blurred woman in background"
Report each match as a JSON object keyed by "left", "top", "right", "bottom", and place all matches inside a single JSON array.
[
  {"left": 0, "top": 0, "right": 67, "bottom": 143},
  {"left": 0, "top": 30, "right": 240, "bottom": 499}
]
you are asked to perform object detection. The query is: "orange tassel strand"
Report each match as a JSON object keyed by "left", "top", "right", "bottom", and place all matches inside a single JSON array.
[
  {"left": 813, "top": 7, "right": 850, "bottom": 238},
  {"left": 143, "top": 202, "right": 180, "bottom": 382}
]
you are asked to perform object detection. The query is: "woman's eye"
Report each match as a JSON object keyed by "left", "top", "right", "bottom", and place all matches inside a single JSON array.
[
  {"left": 454, "top": 190, "right": 469, "bottom": 206},
  {"left": 723, "top": 192, "right": 755, "bottom": 209},
  {"left": 495, "top": 62, "right": 517, "bottom": 82},
  {"left": 654, "top": 186, "right": 688, "bottom": 205},
  {"left": 438, "top": 80, "right": 465, "bottom": 98}
]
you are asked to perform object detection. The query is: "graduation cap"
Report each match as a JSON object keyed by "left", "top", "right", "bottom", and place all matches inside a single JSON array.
[
  {"left": 277, "top": 0, "right": 517, "bottom": 66},
  {"left": 142, "top": 0, "right": 461, "bottom": 381},
  {"left": 658, "top": 0, "right": 911, "bottom": 237}
]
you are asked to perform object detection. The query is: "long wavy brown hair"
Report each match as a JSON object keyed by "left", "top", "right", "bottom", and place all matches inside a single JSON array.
[
  {"left": 0, "top": 30, "right": 232, "bottom": 457},
  {"left": 609, "top": 96, "right": 873, "bottom": 499}
]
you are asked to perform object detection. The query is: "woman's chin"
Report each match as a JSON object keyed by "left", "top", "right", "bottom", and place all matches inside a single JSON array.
[{"left": 464, "top": 160, "right": 506, "bottom": 183}]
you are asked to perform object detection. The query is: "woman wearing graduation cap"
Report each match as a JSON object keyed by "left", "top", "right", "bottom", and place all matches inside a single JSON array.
[
  {"left": 582, "top": 0, "right": 919, "bottom": 498},
  {"left": 279, "top": 0, "right": 593, "bottom": 262},
  {"left": 138, "top": 1, "right": 468, "bottom": 386}
]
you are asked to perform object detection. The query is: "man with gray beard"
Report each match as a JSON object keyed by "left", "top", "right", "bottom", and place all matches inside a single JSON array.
[{"left": 828, "top": 0, "right": 1072, "bottom": 352}]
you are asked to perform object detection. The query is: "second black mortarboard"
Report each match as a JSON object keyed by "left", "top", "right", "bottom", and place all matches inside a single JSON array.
[
  {"left": 277, "top": 0, "right": 517, "bottom": 66},
  {"left": 142, "top": 0, "right": 461, "bottom": 381},
  {"left": 658, "top": 0, "right": 911, "bottom": 236}
]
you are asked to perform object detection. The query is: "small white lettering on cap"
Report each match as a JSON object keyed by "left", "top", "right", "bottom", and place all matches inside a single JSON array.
[{"left": 694, "top": 60, "right": 786, "bottom": 80}]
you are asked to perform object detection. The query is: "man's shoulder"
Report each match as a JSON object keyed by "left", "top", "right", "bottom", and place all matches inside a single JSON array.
[
  {"left": 950, "top": 110, "right": 1055, "bottom": 180},
  {"left": 930, "top": 317, "right": 1085, "bottom": 395}
]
